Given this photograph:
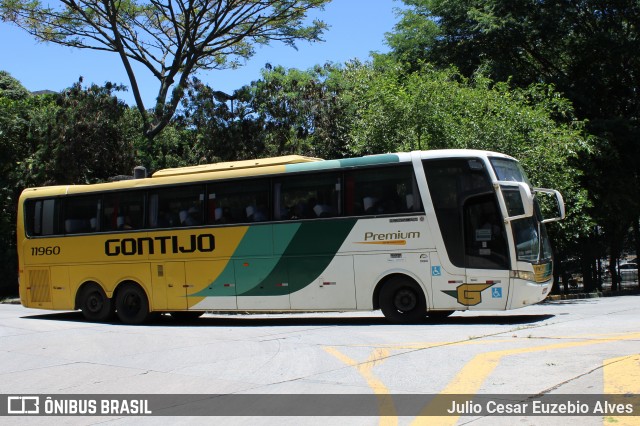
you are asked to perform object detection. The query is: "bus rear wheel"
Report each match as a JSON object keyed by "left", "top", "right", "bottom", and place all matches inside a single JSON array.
[
  {"left": 379, "top": 277, "right": 426, "bottom": 324},
  {"left": 115, "top": 283, "right": 150, "bottom": 325},
  {"left": 79, "top": 283, "right": 113, "bottom": 322}
]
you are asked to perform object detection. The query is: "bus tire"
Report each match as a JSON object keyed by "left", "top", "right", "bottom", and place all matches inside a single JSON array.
[
  {"left": 79, "top": 283, "right": 113, "bottom": 322},
  {"left": 379, "top": 276, "right": 426, "bottom": 324},
  {"left": 170, "top": 311, "right": 204, "bottom": 322},
  {"left": 115, "top": 283, "right": 150, "bottom": 325}
]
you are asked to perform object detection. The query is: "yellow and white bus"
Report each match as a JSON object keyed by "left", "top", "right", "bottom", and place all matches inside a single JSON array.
[{"left": 17, "top": 150, "right": 564, "bottom": 324}]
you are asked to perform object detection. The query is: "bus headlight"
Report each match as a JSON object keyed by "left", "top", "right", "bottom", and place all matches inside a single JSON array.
[{"left": 510, "top": 270, "right": 536, "bottom": 281}]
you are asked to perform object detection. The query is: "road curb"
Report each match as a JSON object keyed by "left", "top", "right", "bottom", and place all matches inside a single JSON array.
[{"left": 547, "top": 288, "right": 640, "bottom": 301}]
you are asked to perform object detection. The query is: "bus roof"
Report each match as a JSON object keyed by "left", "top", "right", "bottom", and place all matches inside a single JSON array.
[
  {"left": 152, "top": 155, "right": 323, "bottom": 178},
  {"left": 19, "top": 150, "right": 514, "bottom": 199}
]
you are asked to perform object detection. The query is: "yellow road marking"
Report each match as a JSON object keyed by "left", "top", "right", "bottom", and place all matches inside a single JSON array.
[
  {"left": 345, "top": 339, "right": 513, "bottom": 350},
  {"left": 603, "top": 354, "right": 640, "bottom": 425},
  {"left": 325, "top": 332, "right": 640, "bottom": 426},
  {"left": 412, "top": 332, "right": 640, "bottom": 426},
  {"left": 324, "top": 346, "right": 397, "bottom": 426}
]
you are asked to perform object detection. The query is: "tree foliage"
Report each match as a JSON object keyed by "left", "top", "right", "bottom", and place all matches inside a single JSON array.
[
  {"left": 20, "top": 81, "right": 136, "bottom": 186},
  {"left": 179, "top": 79, "right": 267, "bottom": 163},
  {"left": 388, "top": 0, "right": 640, "bottom": 116},
  {"left": 250, "top": 63, "right": 350, "bottom": 159},
  {"left": 0, "top": 70, "right": 30, "bottom": 100},
  {"left": 0, "top": 0, "right": 330, "bottom": 143},
  {"left": 178, "top": 63, "right": 351, "bottom": 163}
]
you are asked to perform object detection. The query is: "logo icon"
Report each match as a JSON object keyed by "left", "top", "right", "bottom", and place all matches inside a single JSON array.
[
  {"left": 7, "top": 396, "right": 40, "bottom": 414},
  {"left": 442, "top": 283, "right": 494, "bottom": 306}
]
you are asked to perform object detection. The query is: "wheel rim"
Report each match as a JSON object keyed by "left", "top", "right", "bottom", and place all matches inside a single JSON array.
[
  {"left": 122, "top": 292, "right": 141, "bottom": 315},
  {"left": 394, "top": 288, "right": 417, "bottom": 312},
  {"left": 86, "top": 292, "right": 104, "bottom": 313}
]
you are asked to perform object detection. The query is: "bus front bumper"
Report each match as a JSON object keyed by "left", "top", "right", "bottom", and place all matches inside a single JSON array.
[{"left": 509, "top": 279, "right": 552, "bottom": 309}]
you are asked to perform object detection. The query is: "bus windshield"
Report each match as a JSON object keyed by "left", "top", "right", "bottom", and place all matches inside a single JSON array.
[
  {"left": 512, "top": 214, "right": 553, "bottom": 263},
  {"left": 490, "top": 157, "right": 552, "bottom": 264},
  {"left": 490, "top": 157, "right": 531, "bottom": 185}
]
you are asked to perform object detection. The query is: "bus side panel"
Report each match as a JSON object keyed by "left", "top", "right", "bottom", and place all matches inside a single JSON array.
[
  {"left": 428, "top": 252, "right": 467, "bottom": 311},
  {"left": 353, "top": 253, "right": 431, "bottom": 311},
  {"left": 289, "top": 255, "right": 356, "bottom": 310},
  {"left": 50, "top": 266, "right": 71, "bottom": 310},
  {"left": 466, "top": 268, "right": 509, "bottom": 311},
  {"left": 235, "top": 258, "right": 290, "bottom": 310},
  {"left": 186, "top": 260, "right": 237, "bottom": 310}
]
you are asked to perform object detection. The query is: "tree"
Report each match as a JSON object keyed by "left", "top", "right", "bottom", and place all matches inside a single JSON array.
[
  {"left": 250, "top": 63, "right": 350, "bottom": 158},
  {"left": 0, "top": 70, "right": 30, "bottom": 100},
  {"left": 387, "top": 1, "right": 640, "bottom": 124},
  {"left": 178, "top": 63, "right": 352, "bottom": 162},
  {"left": 22, "top": 81, "right": 137, "bottom": 186},
  {"left": 178, "top": 78, "right": 268, "bottom": 163},
  {"left": 0, "top": 88, "right": 38, "bottom": 297},
  {"left": 0, "top": 0, "right": 330, "bottom": 147}
]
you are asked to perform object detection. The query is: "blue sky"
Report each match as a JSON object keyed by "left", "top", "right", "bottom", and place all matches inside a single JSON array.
[{"left": 0, "top": 0, "right": 403, "bottom": 106}]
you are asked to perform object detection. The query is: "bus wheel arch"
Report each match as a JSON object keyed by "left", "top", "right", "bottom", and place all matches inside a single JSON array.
[
  {"left": 114, "top": 281, "right": 151, "bottom": 325},
  {"left": 375, "top": 274, "right": 428, "bottom": 324},
  {"left": 76, "top": 281, "right": 114, "bottom": 322}
]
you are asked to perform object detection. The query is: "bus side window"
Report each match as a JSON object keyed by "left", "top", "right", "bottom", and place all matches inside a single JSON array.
[
  {"left": 346, "top": 165, "right": 421, "bottom": 217},
  {"left": 103, "top": 191, "right": 144, "bottom": 231},
  {"left": 274, "top": 173, "right": 341, "bottom": 220},
  {"left": 206, "top": 179, "right": 269, "bottom": 225},
  {"left": 25, "top": 199, "right": 59, "bottom": 236},
  {"left": 63, "top": 196, "right": 101, "bottom": 234},
  {"left": 150, "top": 185, "right": 204, "bottom": 228}
]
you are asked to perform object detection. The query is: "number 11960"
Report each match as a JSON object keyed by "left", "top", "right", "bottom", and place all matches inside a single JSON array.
[{"left": 31, "top": 246, "right": 61, "bottom": 256}]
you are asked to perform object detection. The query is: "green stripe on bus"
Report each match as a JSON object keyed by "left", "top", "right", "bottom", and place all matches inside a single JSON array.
[
  {"left": 191, "top": 225, "right": 288, "bottom": 297},
  {"left": 193, "top": 219, "right": 357, "bottom": 298},
  {"left": 237, "top": 219, "right": 357, "bottom": 296},
  {"left": 284, "top": 154, "right": 400, "bottom": 173}
]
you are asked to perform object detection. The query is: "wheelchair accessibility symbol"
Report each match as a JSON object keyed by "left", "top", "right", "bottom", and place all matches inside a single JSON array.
[
  {"left": 431, "top": 266, "right": 441, "bottom": 276},
  {"left": 492, "top": 287, "right": 503, "bottom": 298}
]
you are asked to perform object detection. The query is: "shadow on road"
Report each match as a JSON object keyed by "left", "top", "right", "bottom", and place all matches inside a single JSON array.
[{"left": 21, "top": 311, "right": 555, "bottom": 327}]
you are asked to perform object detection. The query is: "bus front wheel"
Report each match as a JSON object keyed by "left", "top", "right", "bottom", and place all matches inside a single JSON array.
[
  {"left": 79, "top": 283, "right": 113, "bottom": 322},
  {"left": 115, "top": 283, "right": 150, "bottom": 325},
  {"left": 379, "top": 277, "right": 426, "bottom": 324}
]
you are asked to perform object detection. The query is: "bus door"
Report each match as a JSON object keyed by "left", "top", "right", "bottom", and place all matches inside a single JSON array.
[
  {"left": 151, "top": 262, "right": 187, "bottom": 310},
  {"left": 423, "top": 157, "right": 508, "bottom": 311},
  {"left": 463, "top": 194, "right": 509, "bottom": 310}
]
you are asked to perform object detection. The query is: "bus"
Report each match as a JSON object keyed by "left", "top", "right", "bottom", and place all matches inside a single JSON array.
[{"left": 16, "top": 150, "right": 565, "bottom": 324}]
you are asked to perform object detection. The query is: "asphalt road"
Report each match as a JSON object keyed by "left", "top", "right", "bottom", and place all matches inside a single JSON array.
[{"left": 1, "top": 295, "right": 639, "bottom": 425}]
